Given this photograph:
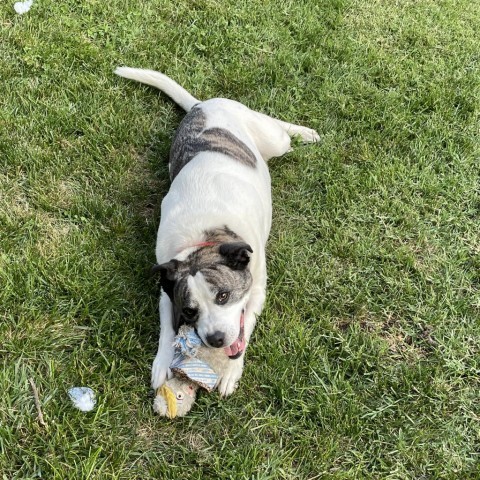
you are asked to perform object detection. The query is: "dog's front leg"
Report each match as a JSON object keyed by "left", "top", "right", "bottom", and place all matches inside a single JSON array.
[
  {"left": 243, "top": 284, "right": 266, "bottom": 342},
  {"left": 217, "top": 355, "right": 245, "bottom": 397},
  {"left": 151, "top": 291, "right": 175, "bottom": 389},
  {"left": 217, "top": 286, "right": 266, "bottom": 397},
  {"left": 216, "top": 307, "right": 259, "bottom": 397}
]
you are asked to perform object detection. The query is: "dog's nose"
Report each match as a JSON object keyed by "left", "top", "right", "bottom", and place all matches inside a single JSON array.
[{"left": 206, "top": 331, "right": 225, "bottom": 348}]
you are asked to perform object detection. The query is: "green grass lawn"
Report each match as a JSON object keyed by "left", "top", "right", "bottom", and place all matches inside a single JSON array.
[{"left": 1, "top": 0, "right": 479, "bottom": 478}]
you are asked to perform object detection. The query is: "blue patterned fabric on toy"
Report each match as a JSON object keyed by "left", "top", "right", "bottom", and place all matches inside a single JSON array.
[
  {"left": 173, "top": 326, "right": 203, "bottom": 357},
  {"left": 171, "top": 326, "right": 218, "bottom": 392}
]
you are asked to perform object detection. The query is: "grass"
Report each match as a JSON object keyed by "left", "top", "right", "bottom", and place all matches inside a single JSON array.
[{"left": 1, "top": 0, "right": 479, "bottom": 478}]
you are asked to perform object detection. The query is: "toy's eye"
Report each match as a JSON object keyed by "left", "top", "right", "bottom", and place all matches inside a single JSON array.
[
  {"left": 216, "top": 291, "right": 230, "bottom": 305},
  {"left": 176, "top": 392, "right": 184, "bottom": 400}
]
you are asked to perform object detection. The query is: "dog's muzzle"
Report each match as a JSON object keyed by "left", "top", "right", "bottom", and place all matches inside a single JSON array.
[{"left": 223, "top": 310, "right": 245, "bottom": 359}]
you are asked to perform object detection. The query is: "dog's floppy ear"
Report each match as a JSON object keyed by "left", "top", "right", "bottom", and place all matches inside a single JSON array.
[
  {"left": 151, "top": 259, "right": 181, "bottom": 301},
  {"left": 219, "top": 242, "right": 253, "bottom": 270}
]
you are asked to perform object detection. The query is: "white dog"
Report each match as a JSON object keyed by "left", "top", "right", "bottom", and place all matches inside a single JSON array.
[{"left": 115, "top": 67, "right": 319, "bottom": 397}]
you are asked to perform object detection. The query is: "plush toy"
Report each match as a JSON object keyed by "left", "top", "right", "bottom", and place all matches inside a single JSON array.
[
  {"left": 153, "top": 325, "right": 222, "bottom": 418},
  {"left": 153, "top": 378, "right": 198, "bottom": 418}
]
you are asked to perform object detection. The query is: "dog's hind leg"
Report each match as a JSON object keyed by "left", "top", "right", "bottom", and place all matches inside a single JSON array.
[
  {"left": 243, "top": 108, "right": 320, "bottom": 161},
  {"left": 272, "top": 117, "right": 321, "bottom": 144}
]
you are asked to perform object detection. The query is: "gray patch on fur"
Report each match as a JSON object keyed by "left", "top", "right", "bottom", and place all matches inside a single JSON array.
[
  {"left": 169, "top": 107, "right": 257, "bottom": 180},
  {"left": 203, "top": 226, "right": 241, "bottom": 244},
  {"left": 202, "top": 264, "right": 252, "bottom": 304}
]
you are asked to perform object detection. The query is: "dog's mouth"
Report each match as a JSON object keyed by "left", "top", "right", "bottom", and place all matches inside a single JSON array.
[{"left": 223, "top": 310, "right": 245, "bottom": 359}]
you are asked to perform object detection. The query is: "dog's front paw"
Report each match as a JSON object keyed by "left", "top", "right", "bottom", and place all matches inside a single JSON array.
[
  {"left": 217, "top": 360, "right": 244, "bottom": 397},
  {"left": 151, "top": 354, "right": 172, "bottom": 389}
]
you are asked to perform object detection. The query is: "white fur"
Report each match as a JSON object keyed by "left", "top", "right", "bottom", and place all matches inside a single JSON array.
[
  {"left": 115, "top": 67, "right": 319, "bottom": 397},
  {"left": 114, "top": 67, "right": 198, "bottom": 111}
]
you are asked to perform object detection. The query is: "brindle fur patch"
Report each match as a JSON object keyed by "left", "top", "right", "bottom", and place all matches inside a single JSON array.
[{"left": 169, "top": 107, "right": 257, "bottom": 180}]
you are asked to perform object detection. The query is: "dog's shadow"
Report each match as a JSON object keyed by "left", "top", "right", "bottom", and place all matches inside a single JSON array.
[{"left": 108, "top": 106, "right": 197, "bottom": 408}]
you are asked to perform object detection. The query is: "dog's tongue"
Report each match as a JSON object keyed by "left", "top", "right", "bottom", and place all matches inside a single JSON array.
[
  {"left": 224, "top": 336, "right": 246, "bottom": 358},
  {"left": 224, "top": 311, "right": 245, "bottom": 359}
]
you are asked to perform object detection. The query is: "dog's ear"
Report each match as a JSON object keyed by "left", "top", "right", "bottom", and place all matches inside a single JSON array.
[
  {"left": 219, "top": 242, "right": 253, "bottom": 270},
  {"left": 151, "top": 259, "right": 181, "bottom": 301}
]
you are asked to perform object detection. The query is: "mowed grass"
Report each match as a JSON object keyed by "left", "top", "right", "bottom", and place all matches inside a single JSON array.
[{"left": 1, "top": 0, "right": 479, "bottom": 478}]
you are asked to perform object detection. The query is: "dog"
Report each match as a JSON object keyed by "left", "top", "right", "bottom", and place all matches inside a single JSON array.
[{"left": 115, "top": 67, "right": 319, "bottom": 397}]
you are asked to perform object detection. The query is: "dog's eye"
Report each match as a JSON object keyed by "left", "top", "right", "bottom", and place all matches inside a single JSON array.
[
  {"left": 182, "top": 307, "right": 197, "bottom": 320},
  {"left": 216, "top": 291, "right": 230, "bottom": 305}
]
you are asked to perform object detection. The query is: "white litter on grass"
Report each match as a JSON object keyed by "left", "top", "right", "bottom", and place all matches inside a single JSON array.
[
  {"left": 68, "top": 387, "right": 97, "bottom": 412},
  {"left": 14, "top": 0, "right": 34, "bottom": 14}
]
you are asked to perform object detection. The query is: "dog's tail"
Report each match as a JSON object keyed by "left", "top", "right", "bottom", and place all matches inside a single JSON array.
[{"left": 114, "top": 67, "right": 200, "bottom": 112}]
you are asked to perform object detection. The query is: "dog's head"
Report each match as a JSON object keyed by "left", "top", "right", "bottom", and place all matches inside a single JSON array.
[{"left": 153, "top": 242, "right": 252, "bottom": 354}]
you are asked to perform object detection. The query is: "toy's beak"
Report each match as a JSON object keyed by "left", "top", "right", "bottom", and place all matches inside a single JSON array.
[{"left": 157, "top": 385, "right": 178, "bottom": 418}]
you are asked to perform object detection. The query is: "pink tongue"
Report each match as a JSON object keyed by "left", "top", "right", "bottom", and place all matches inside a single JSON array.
[
  {"left": 224, "top": 336, "right": 246, "bottom": 357},
  {"left": 224, "top": 312, "right": 245, "bottom": 357}
]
